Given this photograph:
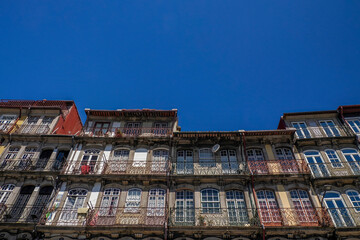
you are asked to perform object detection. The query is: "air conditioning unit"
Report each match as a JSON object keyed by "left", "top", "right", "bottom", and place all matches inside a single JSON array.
[{"left": 81, "top": 165, "right": 91, "bottom": 174}]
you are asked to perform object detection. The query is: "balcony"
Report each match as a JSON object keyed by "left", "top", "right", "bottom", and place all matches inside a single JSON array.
[
  {"left": 0, "top": 158, "right": 65, "bottom": 172},
  {"left": 82, "top": 127, "right": 172, "bottom": 138},
  {"left": 171, "top": 162, "right": 247, "bottom": 176},
  {"left": 169, "top": 208, "right": 259, "bottom": 227},
  {"left": 258, "top": 207, "right": 332, "bottom": 227},
  {"left": 248, "top": 159, "right": 309, "bottom": 175},
  {"left": 42, "top": 207, "right": 167, "bottom": 227},
  {"left": 307, "top": 161, "right": 360, "bottom": 178},
  {"left": 103, "top": 160, "right": 169, "bottom": 176},
  {"left": 0, "top": 205, "right": 45, "bottom": 223},
  {"left": 0, "top": 123, "right": 15, "bottom": 134},
  {"left": 325, "top": 207, "right": 360, "bottom": 228},
  {"left": 15, "top": 124, "right": 51, "bottom": 135}
]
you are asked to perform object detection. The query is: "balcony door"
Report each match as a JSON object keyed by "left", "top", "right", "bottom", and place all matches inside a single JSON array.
[
  {"left": 111, "top": 149, "right": 129, "bottom": 172},
  {"left": 1, "top": 147, "right": 20, "bottom": 169},
  {"left": 151, "top": 149, "right": 168, "bottom": 173},
  {"left": 60, "top": 188, "right": 88, "bottom": 222},
  {"left": 275, "top": 148, "right": 298, "bottom": 173},
  {"left": 52, "top": 150, "right": 69, "bottom": 170},
  {"left": 27, "top": 186, "right": 53, "bottom": 221},
  {"left": 324, "top": 191, "right": 354, "bottom": 227},
  {"left": 124, "top": 122, "right": 141, "bottom": 136},
  {"left": 21, "top": 116, "right": 39, "bottom": 134},
  {"left": 256, "top": 190, "right": 281, "bottom": 226},
  {"left": 35, "top": 149, "right": 53, "bottom": 170},
  {"left": 290, "top": 189, "right": 317, "bottom": 225},
  {"left": 342, "top": 149, "right": 360, "bottom": 175},
  {"left": 36, "top": 117, "right": 54, "bottom": 134},
  {"left": 80, "top": 149, "right": 100, "bottom": 174},
  {"left": 9, "top": 185, "right": 35, "bottom": 222},
  {"left": 93, "top": 122, "right": 110, "bottom": 136},
  {"left": 0, "top": 115, "right": 17, "bottom": 132},
  {"left": 247, "top": 149, "right": 267, "bottom": 174},
  {"left": 226, "top": 190, "right": 248, "bottom": 225},
  {"left": 304, "top": 151, "right": 329, "bottom": 178},
  {"left": 221, "top": 150, "right": 238, "bottom": 174},
  {"left": 176, "top": 150, "right": 193, "bottom": 174},
  {"left": 175, "top": 190, "right": 194, "bottom": 225},
  {"left": 18, "top": 147, "right": 37, "bottom": 170}
]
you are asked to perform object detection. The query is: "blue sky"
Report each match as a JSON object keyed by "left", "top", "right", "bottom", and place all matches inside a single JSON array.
[{"left": 1, "top": 1, "right": 359, "bottom": 131}]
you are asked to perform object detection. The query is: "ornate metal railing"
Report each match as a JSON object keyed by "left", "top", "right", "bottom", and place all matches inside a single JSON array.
[
  {"left": 16, "top": 124, "right": 51, "bottom": 135},
  {"left": 171, "top": 162, "right": 248, "bottom": 176},
  {"left": 258, "top": 207, "right": 332, "bottom": 227},
  {"left": 0, "top": 158, "right": 65, "bottom": 172},
  {"left": 169, "top": 208, "right": 259, "bottom": 227},
  {"left": 103, "top": 160, "right": 169, "bottom": 175},
  {"left": 306, "top": 161, "right": 360, "bottom": 178},
  {"left": 0, "top": 123, "right": 15, "bottom": 134},
  {"left": 63, "top": 160, "right": 104, "bottom": 175},
  {"left": 248, "top": 159, "right": 309, "bottom": 175},
  {"left": 0, "top": 205, "right": 46, "bottom": 223},
  {"left": 325, "top": 207, "right": 360, "bottom": 227},
  {"left": 82, "top": 127, "right": 172, "bottom": 137}
]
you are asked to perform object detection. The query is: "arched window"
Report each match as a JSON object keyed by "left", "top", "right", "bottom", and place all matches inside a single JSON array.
[
  {"left": 81, "top": 149, "right": 101, "bottom": 173},
  {"left": 256, "top": 190, "right": 281, "bottom": 225},
  {"left": 341, "top": 149, "right": 360, "bottom": 175},
  {"left": 99, "top": 188, "right": 120, "bottom": 216},
  {"left": 175, "top": 190, "right": 194, "bottom": 224},
  {"left": 147, "top": 188, "right": 166, "bottom": 216},
  {"left": 324, "top": 191, "right": 354, "bottom": 227},
  {"left": 199, "top": 149, "right": 215, "bottom": 167},
  {"left": 110, "top": 149, "right": 130, "bottom": 172},
  {"left": 220, "top": 149, "right": 238, "bottom": 174},
  {"left": 125, "top": 188, "right": 141, "bottom": 212},
  {"left": 61, "top": 188, "right": 88, "bottom": 221},
  {"left": 290, "top": 189, "right": 317, "bottom": 224},
  {"left": 176, "top": 150, "right": 193, "bottom": 174},
  {"left": 346, "top": 190, "right": 360, "bottom": 212},
  {"left": 201, "top": 189, "right": 220, "bottom": 213},
  {"left": 275, "top": 148, "right": 298, "bottom": 173},
  {"left": 325, "top": 149, "right": 343, "bottom": 168},
  {"left": 226, "top": 190, "right": 248, "bottom": 224},
  {"left": 133, "top": 148, "right": 147, "bottom": 167},
  {"left": 0, "top": 184, "right": 15, "bottom": 204},
  {"left": 304, "top": 151, "right": 329, "bottom": 178},
  {"left": 247, "top": 149, "right": 267, "bottom": 174},
  {"left": 152, "top": 149, "right": 168, "bottom": 172}
]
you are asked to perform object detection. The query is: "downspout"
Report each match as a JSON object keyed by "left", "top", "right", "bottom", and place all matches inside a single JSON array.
[{"left": 242, "top": 134, "right": 265, "bottom": 240}]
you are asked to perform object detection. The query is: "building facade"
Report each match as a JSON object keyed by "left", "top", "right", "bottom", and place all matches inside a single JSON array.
[{"left": 0, "top": 100, "right": 359, "bottom": 240}]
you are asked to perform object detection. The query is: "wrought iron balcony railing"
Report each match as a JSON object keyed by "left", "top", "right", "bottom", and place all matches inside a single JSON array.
[
  {"left": 169, "top": 208, "right": 259, "bottom": 227},
  {"left": 306, "top": 161, "right": 360, "bottom": 178},
  {"left": 0, "top": 204, "right": 46, "bottom": 223},
  {"left": 42, "top": 207, "right": 167, "bottom": 227},
  {"left": 0, "top": 123, "right": 15, "bottom": 134},
  {"left": 171, "top": 162, "right": 248, "bottom": 176},
  {"left": 325, "top": 207, "right": 360, "bottom": 228},
  {"left": 82, "top": 127, "right": 172, "bottom": 138},
  {"left": 103, "top": 160, "right": 169, "bottom": 175},
  {"left": 0, "top": 158, "right": 65, "bottom": 172},
  {"left": 16, "top": 124, "right": 51, "bottom": 135},
  {"left": 248, "top": 159, "right": 309, "bottom": 175},
  {"left": 258, "top": 207, "right": 332, "bottom": 227}
]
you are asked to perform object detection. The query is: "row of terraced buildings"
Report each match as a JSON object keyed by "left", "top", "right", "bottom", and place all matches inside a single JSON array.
[{"left": 0, "top": 99, "right": 360, "bottom": 240}]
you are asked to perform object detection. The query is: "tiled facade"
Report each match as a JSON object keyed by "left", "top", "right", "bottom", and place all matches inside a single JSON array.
[{"left": 0, "top": 100, "right": 360, "bottom": 240}]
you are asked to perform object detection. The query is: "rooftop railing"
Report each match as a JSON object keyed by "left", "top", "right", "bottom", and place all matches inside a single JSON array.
[
  {"left": 248, "top": 159, "right": 309, "bottom": 175},
  {"left": 82, "top": 127, "right": 172, "bottom": 138}
]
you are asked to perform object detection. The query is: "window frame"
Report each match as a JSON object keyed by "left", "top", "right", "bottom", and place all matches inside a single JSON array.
[
  {"left": 292, "top": 122, "right": 311, "bottom": 139},
  {"left": 325, "top": 149, "right": 343, "bottom": 168},
  {"left": 346, "top": 118, "right": 360, "bottom": 134},
  {"left": 346, "top": 190, "right": 360, "bottom": 212},
  {"left": 200, "top": 188, "right": 220, "bottom": 214},
  {"left": 125, "top": 188, "right": 142, "bottom": 212},
  {"left": 199, "top": 148, "right": 215, "bottom": 167},
  {"left": 319, "top": 120, "right": 340, "bottom": 137}
]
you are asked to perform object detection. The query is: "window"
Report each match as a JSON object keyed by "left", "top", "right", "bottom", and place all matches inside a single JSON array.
[
  {"left": 61, "top": 188, "right": 88, "bottom": 221},
  {"left": 154, "top": 123, "right": 168, "bottom": 135},
  {"left": 346, "top": 190, "right": 360, "bottom": 212},
  {"left": 99, "top": 188, "right": 120, "bottom": 216},
  {"left": 36, "top": 116, "right": 54, "bottom": 134},
  {"left": 0, "top": 115, "right": 17, "bottom": 132},
  {"left": 226, "top": 190, "right": 248, "bottom": 224},
  {"left": 220, "top": 150, "right": 238, "bottom": 174},
  {"left": 147, "top": 188, "right": 166, "bottom": 216},
  {"left": 28, "top": 186, "right": 53, "bottom": 221},
  {"left": 275, "top": 147, "right": 298, "bottom": 173},
  {"left": 341, "top": 149, "right": 360, "bottom": 175},
  {"left": 175, "top": 190, "right": 194, "bottom": 224},
  {"left": 81, "top": 149, "right": 101, "bottom": 173},
  {"left": 247, "top": 149, "right": 268, "bottom": 174},
  {"left": 256, "top": 190, "right": 281, "bottom": 225},
  {"left": 176, "top": 150, "right": 193, "bottom": 174},
  {"left": 290, "top": 189, "right": 317, "bottom": 224},
  {"left": 1, "top": 147, "right": 20, "bottom": 169},
  {"left": 325, "top": 150, "right": 343, "bottom": 168},
  {"left": 347, "top": 118, "right": 360, "bottom": 134},
  {"left": 125, "top": 188, "right": 141, "bottom": 212},
  {"left": 111, "top": 149, "right": 129, "bottom": 172},
  {"left": 324, "top": 191, "right": 354, "bottom": 227},
  {"left": 199, "top": 148, "right": 215, "bottom": 167},
  {"left": 292, "top": 122, "right": 311, "bottom": 139},
  {"left": 21, "top": 116, "right": 39, "bottom": 134},
  {"left": 319, "top": 120, "right": 340, "bottom": 137},
  {"left": 0, "top": 184, "right": 15, "bottom": 204},
  {"left": 201, "top": 189, "right": 220, "bottom": 213},
  {"left": 53, "top": 150, "right": 69, "bottom": 170},
  {"left": 10, "top": 185, "right": 35, "bottom": 221},
  {"left": 35, "top": 149, "right": 53, "bottom": 169},
  {"left": 93, "top": 122, "right": 110, "bottom": 136},
  {"left": 133, "top": 148, "right": 147, "bottom": 167},
  {"left": 124, "top": 122, "right": 141, "bottom": 136},
  {"left": 304, "top": 151, "right": 330, "bottom": 178},
  {"left": 18, "top": 147, "right": 37, "bottom": 170},
  {"left": 152, "top": 149, "right": 168, "bottom": 172}
]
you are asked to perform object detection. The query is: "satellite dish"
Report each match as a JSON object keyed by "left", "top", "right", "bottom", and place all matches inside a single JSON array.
[{"left": 212, "top": 144, "right": 220, "bottom": 153}]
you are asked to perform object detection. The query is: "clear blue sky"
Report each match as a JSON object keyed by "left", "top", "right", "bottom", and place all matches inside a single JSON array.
[{"left": 1, "top": 1, "right": 359, "bottom": 131}]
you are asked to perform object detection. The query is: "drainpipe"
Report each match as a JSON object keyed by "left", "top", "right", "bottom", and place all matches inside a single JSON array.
[{"left": 242, "top": 134, "right": 265, "bottom": 240}]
